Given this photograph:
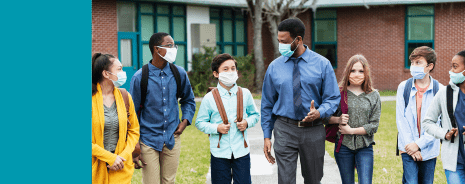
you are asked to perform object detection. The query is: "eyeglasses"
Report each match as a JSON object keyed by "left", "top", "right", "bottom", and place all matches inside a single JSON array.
[{"left": 157, "top": 44, "right": 178, "bottom": 49}]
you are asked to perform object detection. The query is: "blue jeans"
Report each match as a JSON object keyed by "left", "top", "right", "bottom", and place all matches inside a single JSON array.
[
  {"left": 334, "top": 143, "right": 373, "bottom": 184},
  {"left": 210, "top": 153, "right": 251, "bottom": 184},
  {"left": 401, "top": 153, "right": 436, "bottom": 184},
  {"left": 445, "top": 162, "right": 465, "bottom": 184}
]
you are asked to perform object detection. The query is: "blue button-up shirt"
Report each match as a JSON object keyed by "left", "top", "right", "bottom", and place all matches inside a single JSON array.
[
  {"left": 261, "top": 45, "right": 341, "bottom": 139},
  {"left": 130, "top": 62, "right": 196, "bottom": 151},
  {"left": 396, "top": 76, "right": 443, "bottom": 161},
  {"left": 195, "top": 84, "right": 260, "bottom": 159}
]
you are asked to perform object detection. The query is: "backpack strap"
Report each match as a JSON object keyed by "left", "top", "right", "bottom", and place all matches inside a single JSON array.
[
  {"left": 169, "top": 63, "right": 182, "bottom": 99},
  {"left": 211, "top": 88, "right": 229, "bottom": 148},
  {"left": 236, "top": 87, "right": 248, "bottom": 148},
  {"left": 118, "top": 88, "right": 131, "bottom": 138},
  {"left": 118, "top": 88, "right": 131, "bottom": 122},
  {"left": 119, "top": 88, "right": 142, "bottom": 158},
  {"left": 139, "top": 63, "right": 150, "bottom": 116},
  {"left": 403, "top": 78, "right": 414, "bottom": 107},
  {"left": 447, "top": 85, "right": 457, "bottom": 143}
]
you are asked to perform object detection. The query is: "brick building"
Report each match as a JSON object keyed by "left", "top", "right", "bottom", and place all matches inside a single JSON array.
[{"left": 92, "top": 0, "right": 465, "bottom": 91}]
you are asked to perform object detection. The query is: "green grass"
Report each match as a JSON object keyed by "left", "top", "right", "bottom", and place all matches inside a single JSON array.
[
  {"left": 378, "top": 90, "right": 397, "bottom": 96},
  {"left": 131, "top": 102, "right": 211, "bottom": 184},
  {"left": 324, "top": 101, "right": 446, "bottom": 183},
  {"left": 252, "top": 93, "right": 262, "bottom": 99}
]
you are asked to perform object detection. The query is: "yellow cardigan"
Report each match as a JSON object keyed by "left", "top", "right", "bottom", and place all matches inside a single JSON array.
[{"left": 92, "top": 83, "right": 140, "bottom": 184}]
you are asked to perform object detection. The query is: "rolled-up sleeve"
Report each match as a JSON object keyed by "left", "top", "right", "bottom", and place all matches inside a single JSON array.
[
  {"left": 363, "top": 92, "right": 381, "bottom": 136},
  {"left": 261, "top": 66, "right": 278, "bottom": 139},
  {"left": 322, "top": 103, "right": 342, "bottom": 125},
  {"left": 179, "top": 71, "right": 196, "bottom": 125},
  {"left": 318, "top": 63, "right": 341, "bottom": 118}
]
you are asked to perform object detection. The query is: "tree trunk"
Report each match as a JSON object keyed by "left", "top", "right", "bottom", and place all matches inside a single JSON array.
[
  {"left": 250, "top": 0, "right": 265, "bottom": 93},
  {"left": 267, "top": 15, "right": 281, "bottom": 60}
]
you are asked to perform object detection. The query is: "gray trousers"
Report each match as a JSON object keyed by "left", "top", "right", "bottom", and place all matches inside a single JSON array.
[{"left": 274, "top": 117, "right": 325, "bottom": 184}]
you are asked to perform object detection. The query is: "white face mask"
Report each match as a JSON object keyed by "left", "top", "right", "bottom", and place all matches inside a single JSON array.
[
  {"left": 157, "top": 47, "right": 177, "bottom": 63},
  {"left": 218, "top": 71, "right": 238, "bottom": 87}
]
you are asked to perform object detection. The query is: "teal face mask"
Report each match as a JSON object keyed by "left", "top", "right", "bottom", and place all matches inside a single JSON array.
[
  {"left": 449, "top": 69, "right": 465, "bottom": 84},
  {"left": 279, "top": 37, "right": 299, "bottom": 57},
  {"left": 108, "top": 71, "right": 127, "bottom": 87}
]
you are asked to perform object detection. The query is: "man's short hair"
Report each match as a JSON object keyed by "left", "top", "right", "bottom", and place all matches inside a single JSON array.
[
  {"left": 278, "top": 17, "right": 306, "bottom": 40},
  {"left": 149, "top": 32, "right": 170, "bottom": 55}
]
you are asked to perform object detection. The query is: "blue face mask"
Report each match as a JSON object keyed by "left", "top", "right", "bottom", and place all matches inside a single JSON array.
[
  {"left": 410, "top": 65, "right": 427, "bottom": 79},
  {"left": 108, "top": 71, "right": 127, "bottom": 87},
  {"left": 449, "top": 69, "right": 465, "bottom": 84},
  {"left": 279, "top": 37, "right": 299, "bottom": 57}
]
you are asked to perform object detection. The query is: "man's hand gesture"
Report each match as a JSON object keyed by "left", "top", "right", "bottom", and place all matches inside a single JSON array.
[{"left": 302, "top": 100, "right": 320, "bottom": 122}]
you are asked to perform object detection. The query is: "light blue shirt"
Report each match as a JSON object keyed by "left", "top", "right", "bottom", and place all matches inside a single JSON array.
[
  {"left": 396, "top": 76, "right": 443, "bottom": 161},
  {"left": 195, "top": 83, "right": 260, "bottom": 159}
]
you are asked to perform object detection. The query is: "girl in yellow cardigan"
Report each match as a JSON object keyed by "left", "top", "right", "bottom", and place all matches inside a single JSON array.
[{"left": 92, "top": 53, "right": 140, "bottom": 184}]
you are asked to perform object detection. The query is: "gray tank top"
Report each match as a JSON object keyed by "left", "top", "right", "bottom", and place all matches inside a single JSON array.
[{"left": 103, "top": 101, "right": 119, "bottom": 152}]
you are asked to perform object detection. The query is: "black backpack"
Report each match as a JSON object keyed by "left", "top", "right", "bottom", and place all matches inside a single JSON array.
[
  {"left": 138, "top": 60, "right": 182, "bottom": 116},
  {"left": 446, "top": 85, "right": 458, "bottom": 143}
]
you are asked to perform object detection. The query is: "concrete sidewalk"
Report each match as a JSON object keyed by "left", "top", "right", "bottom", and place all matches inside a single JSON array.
[{"left": 200, "top": 96, "right": 396, "bottom": 184}]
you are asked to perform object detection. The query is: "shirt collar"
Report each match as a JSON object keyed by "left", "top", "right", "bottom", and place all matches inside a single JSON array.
[
  {"left": 147, "top": 59, "right": 171, "bottom": 76},
  {"left": 411, "top": 76, "right": 435, "bottom": 92},
  {"left": 284, "top": 45, "right": 311, "bottom": 63},
  {"left": 217, "top": 83, "right": 238, "bottom": 96}
]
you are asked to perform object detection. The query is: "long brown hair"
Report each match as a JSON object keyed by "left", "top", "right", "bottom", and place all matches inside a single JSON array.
[
  {"left": 92, "top": 53, "right": 115, "bottom": 96},
  {"left": 339, "top": 54, "right": 374, "bottom": 93}
]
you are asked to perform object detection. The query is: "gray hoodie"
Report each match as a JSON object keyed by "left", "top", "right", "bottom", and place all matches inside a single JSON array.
[{"left": 422, "top": 81, "right": 462, "bottom": 172}]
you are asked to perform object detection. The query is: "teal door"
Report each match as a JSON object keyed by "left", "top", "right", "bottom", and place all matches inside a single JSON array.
[{"left": 118, "top": 32, "right": 138, "bottom": 91}]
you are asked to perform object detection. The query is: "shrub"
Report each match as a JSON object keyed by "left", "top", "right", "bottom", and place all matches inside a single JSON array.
[{"left": 189, "top": 46, "right": 256, "bottom": 97}]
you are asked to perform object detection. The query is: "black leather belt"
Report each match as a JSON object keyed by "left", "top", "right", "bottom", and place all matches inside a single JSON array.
[{"left": 277, "top": 116, "right": 323, "bottom": 127}]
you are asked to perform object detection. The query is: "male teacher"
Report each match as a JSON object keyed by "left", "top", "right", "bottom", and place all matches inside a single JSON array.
[{"left": 261, "top": 17, "right": 340, "bottom": 184}]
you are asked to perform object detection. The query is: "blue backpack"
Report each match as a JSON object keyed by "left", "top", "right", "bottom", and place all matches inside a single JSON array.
[{"left": 396, "top": 78, "right": 439, "bottom": 156}]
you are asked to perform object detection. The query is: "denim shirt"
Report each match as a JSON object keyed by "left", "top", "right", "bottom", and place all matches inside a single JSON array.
[
  {"left": 195, "top": 84, "right": 260, "bottom": 159},
  {"left": 396, "top": 76, "right": 443, "bottom": 161},
  {"left": 130, "top": 62, "right": 196, "bottom": 151}
]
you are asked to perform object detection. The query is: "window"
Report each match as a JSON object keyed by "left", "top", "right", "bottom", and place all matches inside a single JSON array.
[
  {"left": 405, "top": 5, "right": 434, "bottom": 68},
  {"left": 312, "top": 9, "right": 337, "bottom": 68},
  {"left": 139, "top": 3, "right": 187, "bottom": 69},
  {"left": 117, "top": 2, "right": 136, "bottom": 32},
  {"left": 117, "top": 2, "right": 137, "bottom": 68},
  {"left": 210, "top": 8, "right": 247, "bottom": 56}
]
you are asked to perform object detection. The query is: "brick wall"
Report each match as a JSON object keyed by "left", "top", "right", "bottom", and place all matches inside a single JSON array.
[
  {"left": 337, "top": 5, "right": 406, "bottom": 90},
  {"left": 92, "top": 0, "right": 118, "bottom": 57},
  {"left": 434, "top": 2, "right": 465, "bottom": 85},
  {"left": 249, "top": 2, "right": 465, "bottom": 90}
]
